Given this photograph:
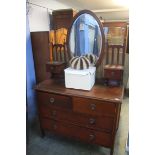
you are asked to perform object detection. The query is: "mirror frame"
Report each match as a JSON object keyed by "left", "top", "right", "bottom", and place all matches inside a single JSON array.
[{"left": 67, "top": 10, "right": 105, "bottom": 67}]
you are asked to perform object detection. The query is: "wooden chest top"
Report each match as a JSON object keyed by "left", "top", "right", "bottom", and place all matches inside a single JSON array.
[{"left": 34, "top": 79, "right": 124, "bottom": 103}]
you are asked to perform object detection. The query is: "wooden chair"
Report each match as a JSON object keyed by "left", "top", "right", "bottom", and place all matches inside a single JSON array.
[
  {"left": 46, "top": 42, "right": 68, "bottom": 78},
  {"left": 104, "top": 43, "right": 126, "bottom": 85},
  {"left": 102, "top": 22, "right": 128, "bottom": 86}
]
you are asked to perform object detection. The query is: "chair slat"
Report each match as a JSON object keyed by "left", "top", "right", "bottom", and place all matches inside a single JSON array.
[
  {"left": 106, "top": 45, "right": 109, "bottom": 64},
  {"left": 51, "top": 43, "right": 67, "bottom": 63},
  {"left": 122, "top": 46, "right": 125, "bottom": 65},
  {"left": 60, "top": 47, "right": 63, "bottom": 61},
  {"left": 117, "top": 47, "right": 120, "bottom": 64},
  {"left": 55, "top": 46, "right": 58, "bottom": 61},
  {"left": 111, "top": 47, "right": 114, "bottom": 64},
  {"left": 64, "top": 45, "right": 67, "bottom": 62}
]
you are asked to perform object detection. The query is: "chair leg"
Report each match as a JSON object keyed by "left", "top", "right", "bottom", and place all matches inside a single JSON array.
[
  {"left": 40, "top": 129, "right": 45, "bottom": 138},
  {"left": 110, "top": 147, "right": 114, "bottom": 155}
]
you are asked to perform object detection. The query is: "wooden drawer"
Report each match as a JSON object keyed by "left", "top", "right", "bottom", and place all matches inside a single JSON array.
[
  {"left": 73, "top": 97, "right": 116, "bottom": 116},
  {"left": 46, "top": 62, "right": 66, "bottom": 74},
  {"left": 39, "top": 106, "right": 114, "bottom": 133},
  {"left": 37, "top": 91, "right": 72, "bottom": 109},
  {"left": 40, "top": 118, "right": 112, "bottom": 147},
  {"left": 104, "top": 69, "right": 123, "bottom": 80}
]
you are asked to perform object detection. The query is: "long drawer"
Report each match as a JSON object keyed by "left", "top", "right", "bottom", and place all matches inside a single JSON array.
[
  {"left": 40, "top": 118, "right": 112, "bottom": 147},
  {"left": 73, "top": 97, "right": 116, "bottom": 116},
  {"left": 104, "top": 69, "right": 123, "bottom": 80},
  {"left": 37, "top": 91, "right": 72, "bottom": 109},
  {"left": 38, "top": 105, "right": 114, "bottom": 133}
]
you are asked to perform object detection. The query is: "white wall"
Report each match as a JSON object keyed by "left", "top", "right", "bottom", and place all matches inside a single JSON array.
[
  {"left": 27, "top": 0, "right": 129, "bottom": 32},
  {"left": 27, "top": 0, "right": 72, "bottom": 32},
  {"left": 95, "top": 10, "right": 129, "bottom": 22},
  {"left": 28, "top": 5, "right": 50, "bottom": 32}
]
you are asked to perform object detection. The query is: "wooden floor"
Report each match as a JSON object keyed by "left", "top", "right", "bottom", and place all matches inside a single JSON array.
[{"left": 27, "top": 97, "right": 129, "bottom": 155}]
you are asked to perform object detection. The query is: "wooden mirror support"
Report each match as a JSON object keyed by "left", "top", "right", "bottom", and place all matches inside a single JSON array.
[{"left": 66, "top": 10, "right": 105, "bottom": 67}]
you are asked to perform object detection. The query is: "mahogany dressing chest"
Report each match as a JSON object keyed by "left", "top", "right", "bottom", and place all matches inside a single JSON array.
[
  {"left": 34, "top": 10, "right": 125, "bottom": 155},
  {"left": 35, "top": 79, "right": 124, "bottom": 155}
]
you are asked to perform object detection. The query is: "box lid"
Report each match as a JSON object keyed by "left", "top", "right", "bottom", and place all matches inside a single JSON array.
[{"left": 64, "top": 67, "right": 96, "bottom": 75}]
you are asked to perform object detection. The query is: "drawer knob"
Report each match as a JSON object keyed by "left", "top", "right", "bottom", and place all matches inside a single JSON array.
[
  {"left": 89, "top": 134, "right": 95, "bottom": 141},
  {"left": 90, "top": 103, "right": 96, "bottom": 110},
  {"left": 89, "top": 118, "right": 96, "bottom": 124},
  {"left": 51, "top": 110, "right": 57, "bottom": 116},
  {"left": 50, "top": 97, "right": 55, "bottom": 103}
]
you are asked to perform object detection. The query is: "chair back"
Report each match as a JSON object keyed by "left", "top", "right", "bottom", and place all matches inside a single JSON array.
[
  {"left": 106, "top": 43, "right": 126, "bottom": 66},
  {"left": 50, "top": 42, "right": 68, "bottom": 63}
]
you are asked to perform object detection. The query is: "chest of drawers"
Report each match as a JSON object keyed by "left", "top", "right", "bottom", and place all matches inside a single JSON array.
[{"left": 35, "top": 79, "right": 124, "bottom": 155}]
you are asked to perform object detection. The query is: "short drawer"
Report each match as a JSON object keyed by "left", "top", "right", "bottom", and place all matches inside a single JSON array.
[
  {"left": 104, "top": 69, "right": 122, "bottom": 80},
  {"left": 37, "top": 91, "right": 72, "bottom": 109},
  {"left": 73, "top": 97, "right": 116, "bottom": 116},
  {"left": 38, "top": 106, "right": 114, "bottom": 133},
  {"left": 40, "top": 118, "right": 112, "bottom": 147}
]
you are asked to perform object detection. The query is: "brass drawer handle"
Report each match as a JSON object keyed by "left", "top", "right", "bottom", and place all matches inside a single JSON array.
[
  {"left": 50, "top": 97, "right": 55, "bottom": 103},
  {"left": 89, "top": 134, "right": 95, "bottom": 141},
  {"left": 89, "top": 118, "right": 96, "bottom": 124},
  {"left": 90, "top": 103, "right": 96, "bottom": 110},
  {"left": 51, "top": 110, "right": 57, "bottom": 116}
]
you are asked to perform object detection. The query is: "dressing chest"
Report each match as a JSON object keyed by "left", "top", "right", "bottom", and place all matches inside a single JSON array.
[
  {"left": 35, "top": 79, "right": 124, "bottom": 155},
  {"left": 34, "top": 9, "right": 126, "bottom": 155}
]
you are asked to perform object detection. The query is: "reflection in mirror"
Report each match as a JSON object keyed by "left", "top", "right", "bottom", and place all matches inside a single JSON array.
[
  {"left": 69, "top": 14, "right": 102, "bottom": 60},
  {"left": 103, "top": 27, "right": 126, "bottom": 45}
]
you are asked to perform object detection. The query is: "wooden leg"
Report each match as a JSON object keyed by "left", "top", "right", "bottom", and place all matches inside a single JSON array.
[
  {"left": 40, "top": 129, "right": 45, "bottom": 138},
  {"left": 110, "top": 147, "right": 114, "bottom": 155}
]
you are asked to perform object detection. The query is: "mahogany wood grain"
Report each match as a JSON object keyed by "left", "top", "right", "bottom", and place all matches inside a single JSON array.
[
  {"left": 36, "top": 91, "right": 72, "bottom": 109},
  {"left": 52, "top": 9, "right": 77, "bottom": 30},
  {"left": 115, "top": 103, "right": 122, "bottom": 131},
  {"left": 38, "top": 105, "right": 114, "bottom": 133},
  {"left": 35, "top": 79, "right": 124, "bottom": 155},
  {"left": 30, "top": 31, "right": 51, "bottom": 83},
  {"left": 35, "top": 79, "right": 124, "bottom": 103},
  {"left": 104, "top": 69, "right": 123, "bottom": 81},
  {"left": 73, "top": 97, "right": 116, "bottom": 116},
  {"left": 46, "top": 62, "right": 66, "bottom": 74},
  {"left": 40, "top": 118, "right": 112, "bottom": 147}
]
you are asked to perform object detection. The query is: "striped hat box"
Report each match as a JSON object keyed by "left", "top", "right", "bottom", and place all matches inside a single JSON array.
[
  {"left": 69, "top": 56, "right": 90, "bottom": 70},
  {"left": 85, "top": 54, "right": 98, "bottom": 66}
]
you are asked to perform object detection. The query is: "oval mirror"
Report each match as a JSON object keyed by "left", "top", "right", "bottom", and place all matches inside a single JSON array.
[{"left": 67, "top": 10, "right": 105, "bottom": 67}]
